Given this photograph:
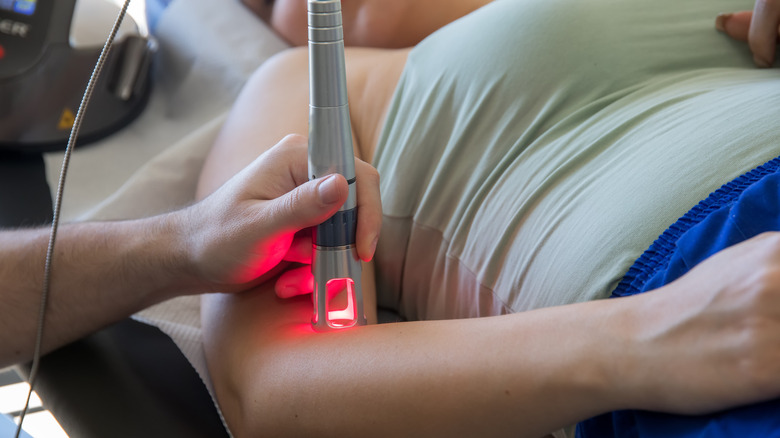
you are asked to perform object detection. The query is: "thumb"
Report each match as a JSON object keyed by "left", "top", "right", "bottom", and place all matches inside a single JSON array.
[{"left": 266, "top": 174, "right": 349, "bottom": 231}]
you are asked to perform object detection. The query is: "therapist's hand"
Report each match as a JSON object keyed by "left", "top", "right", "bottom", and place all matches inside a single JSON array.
[
  {"left": 716, "top": 0, "right": 780, "bottom": 67},
  {"left": 273, "top": 143, "right": 382, "bottom": 299},
  {"left": 181, "top": 134, "right": 381, "bottom": 293}
]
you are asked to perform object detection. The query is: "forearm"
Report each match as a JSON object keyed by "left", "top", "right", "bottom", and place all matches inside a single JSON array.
[
  {"left": 204, "top": 288, "right": 637, "bottom": 438},
  {"left": 0, "top": 214, "right": 198, "bottom": 367}
]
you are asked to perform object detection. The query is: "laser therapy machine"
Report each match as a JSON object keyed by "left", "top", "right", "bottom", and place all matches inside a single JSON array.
[
  {"left": 0, "top": 0, "right": 154, "bottom": 228},
  {"left": 0, "top": 0, "right": 154, "bottom": 151}
]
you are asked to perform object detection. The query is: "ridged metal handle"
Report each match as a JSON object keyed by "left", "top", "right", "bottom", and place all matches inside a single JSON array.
[{"left": 308, "top": 0, "right": 365, "bottom": 331}]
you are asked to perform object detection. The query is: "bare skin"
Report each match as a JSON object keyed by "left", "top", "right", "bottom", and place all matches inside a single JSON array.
[
  {"left": 198, "top": 47, "right": 405, "bottom": 190},
  {"left": 241, "top": 0, "right": 492, "bottom": 47},
  {"left": 195, "top": 2, "right": 780, "bottom": 437}
]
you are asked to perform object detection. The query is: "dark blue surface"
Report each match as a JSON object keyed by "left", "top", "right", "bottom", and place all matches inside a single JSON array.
[{"left": 578, "top": 156, "right": 780, "bottom": 437}]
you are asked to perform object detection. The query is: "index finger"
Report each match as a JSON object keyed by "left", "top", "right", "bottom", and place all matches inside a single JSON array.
[{"left": 749, "top": 0, "right": 780, "bottom": 67}]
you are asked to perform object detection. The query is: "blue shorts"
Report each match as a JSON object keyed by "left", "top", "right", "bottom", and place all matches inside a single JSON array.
[{"left": 577, "top": 156, "right": 780, "bottom": 437}]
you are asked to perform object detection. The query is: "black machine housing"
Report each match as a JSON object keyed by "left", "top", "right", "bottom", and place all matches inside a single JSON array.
[{"left": 0, "top": 0, "right": 155, "bottom": 152}]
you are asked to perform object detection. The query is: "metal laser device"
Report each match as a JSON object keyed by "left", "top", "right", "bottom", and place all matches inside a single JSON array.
[{"left": 308, "top": 0, "right": 366, "bottom": 331}]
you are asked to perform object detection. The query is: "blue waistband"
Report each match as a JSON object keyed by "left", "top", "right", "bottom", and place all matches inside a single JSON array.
[{"left": 612, "top": 154, "right": 780, "bottom": 298}]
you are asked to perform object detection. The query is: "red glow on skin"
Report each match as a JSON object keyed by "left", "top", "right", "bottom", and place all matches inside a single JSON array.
[
  {"left": 288, "top": 323, "right": 317, "bottom": 337},
  {"left": 229, "top": 233, "right": 294, "bottom": 284},
  {"left": 284, "top": 322, "right": 358, "bottom": 340}
]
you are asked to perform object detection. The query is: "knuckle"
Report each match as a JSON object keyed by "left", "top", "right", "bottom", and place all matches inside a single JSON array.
[
  {"left": 285, "top": 188, "right": 304, "bottom": 212},
  {"left": 269, "top": 192, "right": 301, "bottom": 225},
  {"left": 747, "top": 265, "right": 780, "bottom": 302},
  {"left": 273, "top": 135, "right": 308, "bottom": 163},
  {"left": 280, "top": 133, "right": 307, "bottom": 147}
]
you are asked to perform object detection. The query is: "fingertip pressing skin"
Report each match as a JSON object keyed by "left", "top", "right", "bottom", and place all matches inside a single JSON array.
[{"left": 714, "top": 9, "right": 778, "bottom": 68}]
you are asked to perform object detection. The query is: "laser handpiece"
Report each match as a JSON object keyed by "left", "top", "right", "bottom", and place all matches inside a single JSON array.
[{"left": 308, "top": 0, "right": 366, "bottom": 331}]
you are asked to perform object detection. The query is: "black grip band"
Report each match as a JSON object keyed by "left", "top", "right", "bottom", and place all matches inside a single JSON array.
[{"left": 314, "top": 207, "right": 357, "bottom": 247}]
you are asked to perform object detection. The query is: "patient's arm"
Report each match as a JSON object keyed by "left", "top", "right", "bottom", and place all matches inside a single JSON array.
[
  {"left": 202, "top": 274, "right": 632, "bottom": 438},
  {"left": 203, "top": 233, "right": 780, "bottom": 437}
]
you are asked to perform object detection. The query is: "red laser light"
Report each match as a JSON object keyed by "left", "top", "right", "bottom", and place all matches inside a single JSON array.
[{"left": 315, "top": 278, "right": 358, "bottom": 329}]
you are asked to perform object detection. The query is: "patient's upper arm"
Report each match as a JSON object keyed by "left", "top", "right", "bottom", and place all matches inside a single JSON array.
[{"left": 197, "top": 47, "right": 311, "bottom": 199}]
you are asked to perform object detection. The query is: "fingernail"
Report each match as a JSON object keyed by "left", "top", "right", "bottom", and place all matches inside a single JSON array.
[
  {"left": 715, "top": 13, "right": 731, "bottom": 32},
  {"left": 318, "top": 175, "right": 341, "bottom": 205},
  {"left": 754, "top": 54, "right": 773, "bottom": 68},
  {"left": 369, "top": 235, "right": 379, "bottom": 259},
  {"left": 363, "top": 234, "right": 379, "bottom": 262}
]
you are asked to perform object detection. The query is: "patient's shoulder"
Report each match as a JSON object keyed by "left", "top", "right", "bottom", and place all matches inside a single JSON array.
[
  {"left": 235, "top": 47, "right": 310, "bottom": 127},
  {"left": 267, "top": 46, "right": 309, "bottom": 70},
  {"left": 240, "top": 46, "right": 395, "bottom": 103},
  {"left": 246, "top": 46, "right": 309, "bottom": 89},
  {"left": 238, "top": 46, "right": 408, "bottom": 163}
]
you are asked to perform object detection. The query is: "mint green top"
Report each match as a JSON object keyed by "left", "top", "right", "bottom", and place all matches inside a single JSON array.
[{"left": 372, "top": 0, "right": 780, "bottom": 322}]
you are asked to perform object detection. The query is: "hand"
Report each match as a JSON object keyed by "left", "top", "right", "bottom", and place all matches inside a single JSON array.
[
  {"left": 621, "top": 232, "right": 780, "bottom": 414},
  {"left": 716, "top": 0, "right": 780, "bottom": 67},
  {"left": 181, "top": 134, "right": 382, "bottom": 293}
]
